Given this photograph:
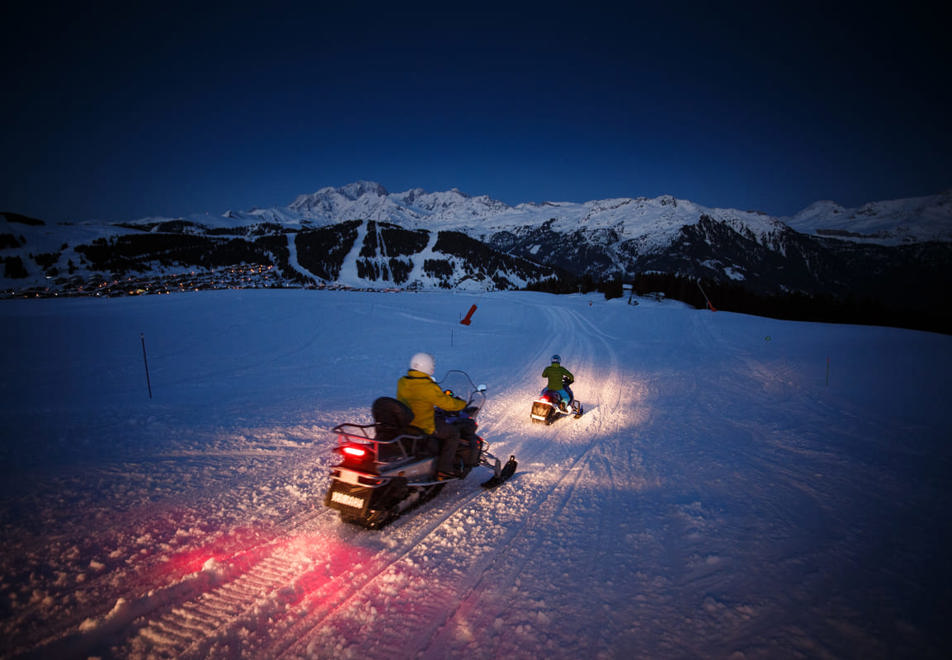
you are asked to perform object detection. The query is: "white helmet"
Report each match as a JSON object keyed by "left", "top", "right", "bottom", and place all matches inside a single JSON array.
[{"left": 410, "top": 352, "right": 435, "bottom": 376}]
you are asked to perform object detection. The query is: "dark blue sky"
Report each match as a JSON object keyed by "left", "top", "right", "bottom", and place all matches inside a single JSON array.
[{"left": 2, "top": 1, "right": 949, "bottom": 222}]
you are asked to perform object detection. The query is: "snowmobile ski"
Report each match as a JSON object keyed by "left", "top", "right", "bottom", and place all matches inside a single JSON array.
[{"left": 481, "top": 455, "right": 517, "bottom": 488}]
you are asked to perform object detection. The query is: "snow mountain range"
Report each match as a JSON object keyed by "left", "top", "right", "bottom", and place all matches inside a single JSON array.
[{"left": 2, "top": 182, "right": 951, "bottom": 325}]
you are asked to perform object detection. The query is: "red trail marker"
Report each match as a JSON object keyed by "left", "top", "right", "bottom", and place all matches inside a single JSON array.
[{"left": 460, "top": 304, "right": 477, "bottom": 325}]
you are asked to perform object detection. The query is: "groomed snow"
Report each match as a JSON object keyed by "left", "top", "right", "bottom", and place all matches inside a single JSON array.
[{"left": 1, "top": 290, "right": 950, "bottom": 658}]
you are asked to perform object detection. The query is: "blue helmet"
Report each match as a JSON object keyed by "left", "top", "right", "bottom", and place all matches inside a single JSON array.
[{"left": 551, "top": 354, "right": 561, "bottom": 363}]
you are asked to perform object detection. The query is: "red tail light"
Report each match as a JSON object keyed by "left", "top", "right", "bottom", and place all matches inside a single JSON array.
[{"left": 334, "top": 439, "right": 378, "bottom": 474}]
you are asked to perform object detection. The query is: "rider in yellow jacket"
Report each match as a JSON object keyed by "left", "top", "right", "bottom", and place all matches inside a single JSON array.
[{"left": 397, "top": 352, "right": 467, "bottom": 477}]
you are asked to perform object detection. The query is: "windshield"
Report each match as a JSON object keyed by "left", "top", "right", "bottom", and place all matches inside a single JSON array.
[{"left": 437, "top": 370, "right": 485, "bottom": 408}]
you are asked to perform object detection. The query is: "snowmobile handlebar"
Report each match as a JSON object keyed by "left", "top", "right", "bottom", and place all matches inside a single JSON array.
[{"left": 436, "top": 369, "right": 486, "bottom": 412}]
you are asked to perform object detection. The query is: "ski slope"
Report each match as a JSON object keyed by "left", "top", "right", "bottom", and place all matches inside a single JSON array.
[{"left": 1, "top": 290, "right": 950, "bottom": 658}]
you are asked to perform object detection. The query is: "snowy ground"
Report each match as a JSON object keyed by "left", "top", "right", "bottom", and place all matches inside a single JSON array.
[{"left": 1, "top": 289, "right": 950, "bottom": 659}]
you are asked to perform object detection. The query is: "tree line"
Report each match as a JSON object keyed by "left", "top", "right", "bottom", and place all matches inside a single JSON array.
[{"left": 526, "top": 270, "right": 951, "bottom": 334}]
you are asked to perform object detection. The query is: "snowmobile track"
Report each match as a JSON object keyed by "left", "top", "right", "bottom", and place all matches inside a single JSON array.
[
  {"left": 421, "top": 436, "right": 601, "bottom": 652},
  {"left": 84, "top": 504, "right": 336, "bottom": 658},
  {"left": 267, "top": 479, "right": 511, "bottom": 658},
  {"left": 131, "top": 545, "right": 319, "bottom": 658},
  {"left": 51, "top": 297, "right": 636, "bottom": 658}
]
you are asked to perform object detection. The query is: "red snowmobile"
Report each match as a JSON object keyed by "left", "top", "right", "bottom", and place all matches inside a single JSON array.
[
  {"left": 530, "top": 375, "right": 583, "bottom": 424},
  {"left": 324, "top": 370, "right": 517, "bottom": 529}
]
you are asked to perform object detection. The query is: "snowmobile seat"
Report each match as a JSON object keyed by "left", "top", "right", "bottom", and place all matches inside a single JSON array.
[{"left": 371, "top": 397, "right": 437, "bottom": 460}]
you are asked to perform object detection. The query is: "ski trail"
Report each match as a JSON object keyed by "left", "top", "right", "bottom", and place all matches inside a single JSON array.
[
  {"left": 418, "top": 430, "right": 603, "bottom": 657},
  {"left": 265, "top": 484, "right": 504, "bottom": 658},
  {"left": 265, "top": 296, "right": 636, "bottom": 658},
  {"left": 281, "top": 430, "right": 603, "bottom": 659},
  {"left": 406, "top": 298, "right": 655, "bottom": 657},
  {"left": 285, "top": 233, "right": 318, "bottom": 282},
  {"left": 335, "top": 219, "right": 368, "bottom": 286}
]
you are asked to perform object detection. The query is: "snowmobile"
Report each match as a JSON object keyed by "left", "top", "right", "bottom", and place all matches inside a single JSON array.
[
  {"left": 324, "top": 370, "right": 517, "bottom": 529},
  {"left": 530, "top": 375, "right": 583, "bottom": 424}
]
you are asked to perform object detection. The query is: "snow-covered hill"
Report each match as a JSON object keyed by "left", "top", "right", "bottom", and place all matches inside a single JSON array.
[
  {"left": 10, "top": 181, "right": 948, "bottom": 249},
  {"left": 1, "top": 289, "right": 950, "bottom": 657},
  {"left": 785, "top": 191, "right": 952, "bottom": 245},
  {"left": 3, "top": 184, "right": 952, "bottom": 334},
  {"left": 226, "top": 181, "right": 952, "bottom": 247}
]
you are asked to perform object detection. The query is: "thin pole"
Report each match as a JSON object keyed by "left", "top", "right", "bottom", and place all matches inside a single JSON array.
[
  {"left": 140, "top": 333, "right": 153, "bottom": 399},
  {"left": 697, "top": 281, "right": 716, "bottom": 312}
]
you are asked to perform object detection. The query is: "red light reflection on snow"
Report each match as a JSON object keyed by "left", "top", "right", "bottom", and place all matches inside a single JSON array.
[
  {"left": 151, "top": 521, "right": 383, "bottom": 608},
  {"left": 159, "top": 525, "right": 278, "bottom": 581},
  {"left": 278, "top": 531, "right": 462, "bottom": 656},
  {"left": 139, "top": 516, "right": 444, "bottom": 655}
]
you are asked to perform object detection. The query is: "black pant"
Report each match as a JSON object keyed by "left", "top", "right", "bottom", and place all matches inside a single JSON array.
[
  {"left": 433, "top": 417, "right": 461, "bottom": 473},
  {"left": 454, "top": 418, "right": 478, "bottom": 467}
]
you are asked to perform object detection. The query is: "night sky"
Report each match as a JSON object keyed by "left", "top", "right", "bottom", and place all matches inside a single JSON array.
[{"left": 2, "top": 1, "right": 949, "bottom": 223}]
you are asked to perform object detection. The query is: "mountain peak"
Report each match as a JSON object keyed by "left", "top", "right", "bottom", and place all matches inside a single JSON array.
[
  {"left": 289, "top": 181, "right": 388, "bottom": 208},
  {"left": 338, "top": 181, "right": 389, "bottom": 200}
]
